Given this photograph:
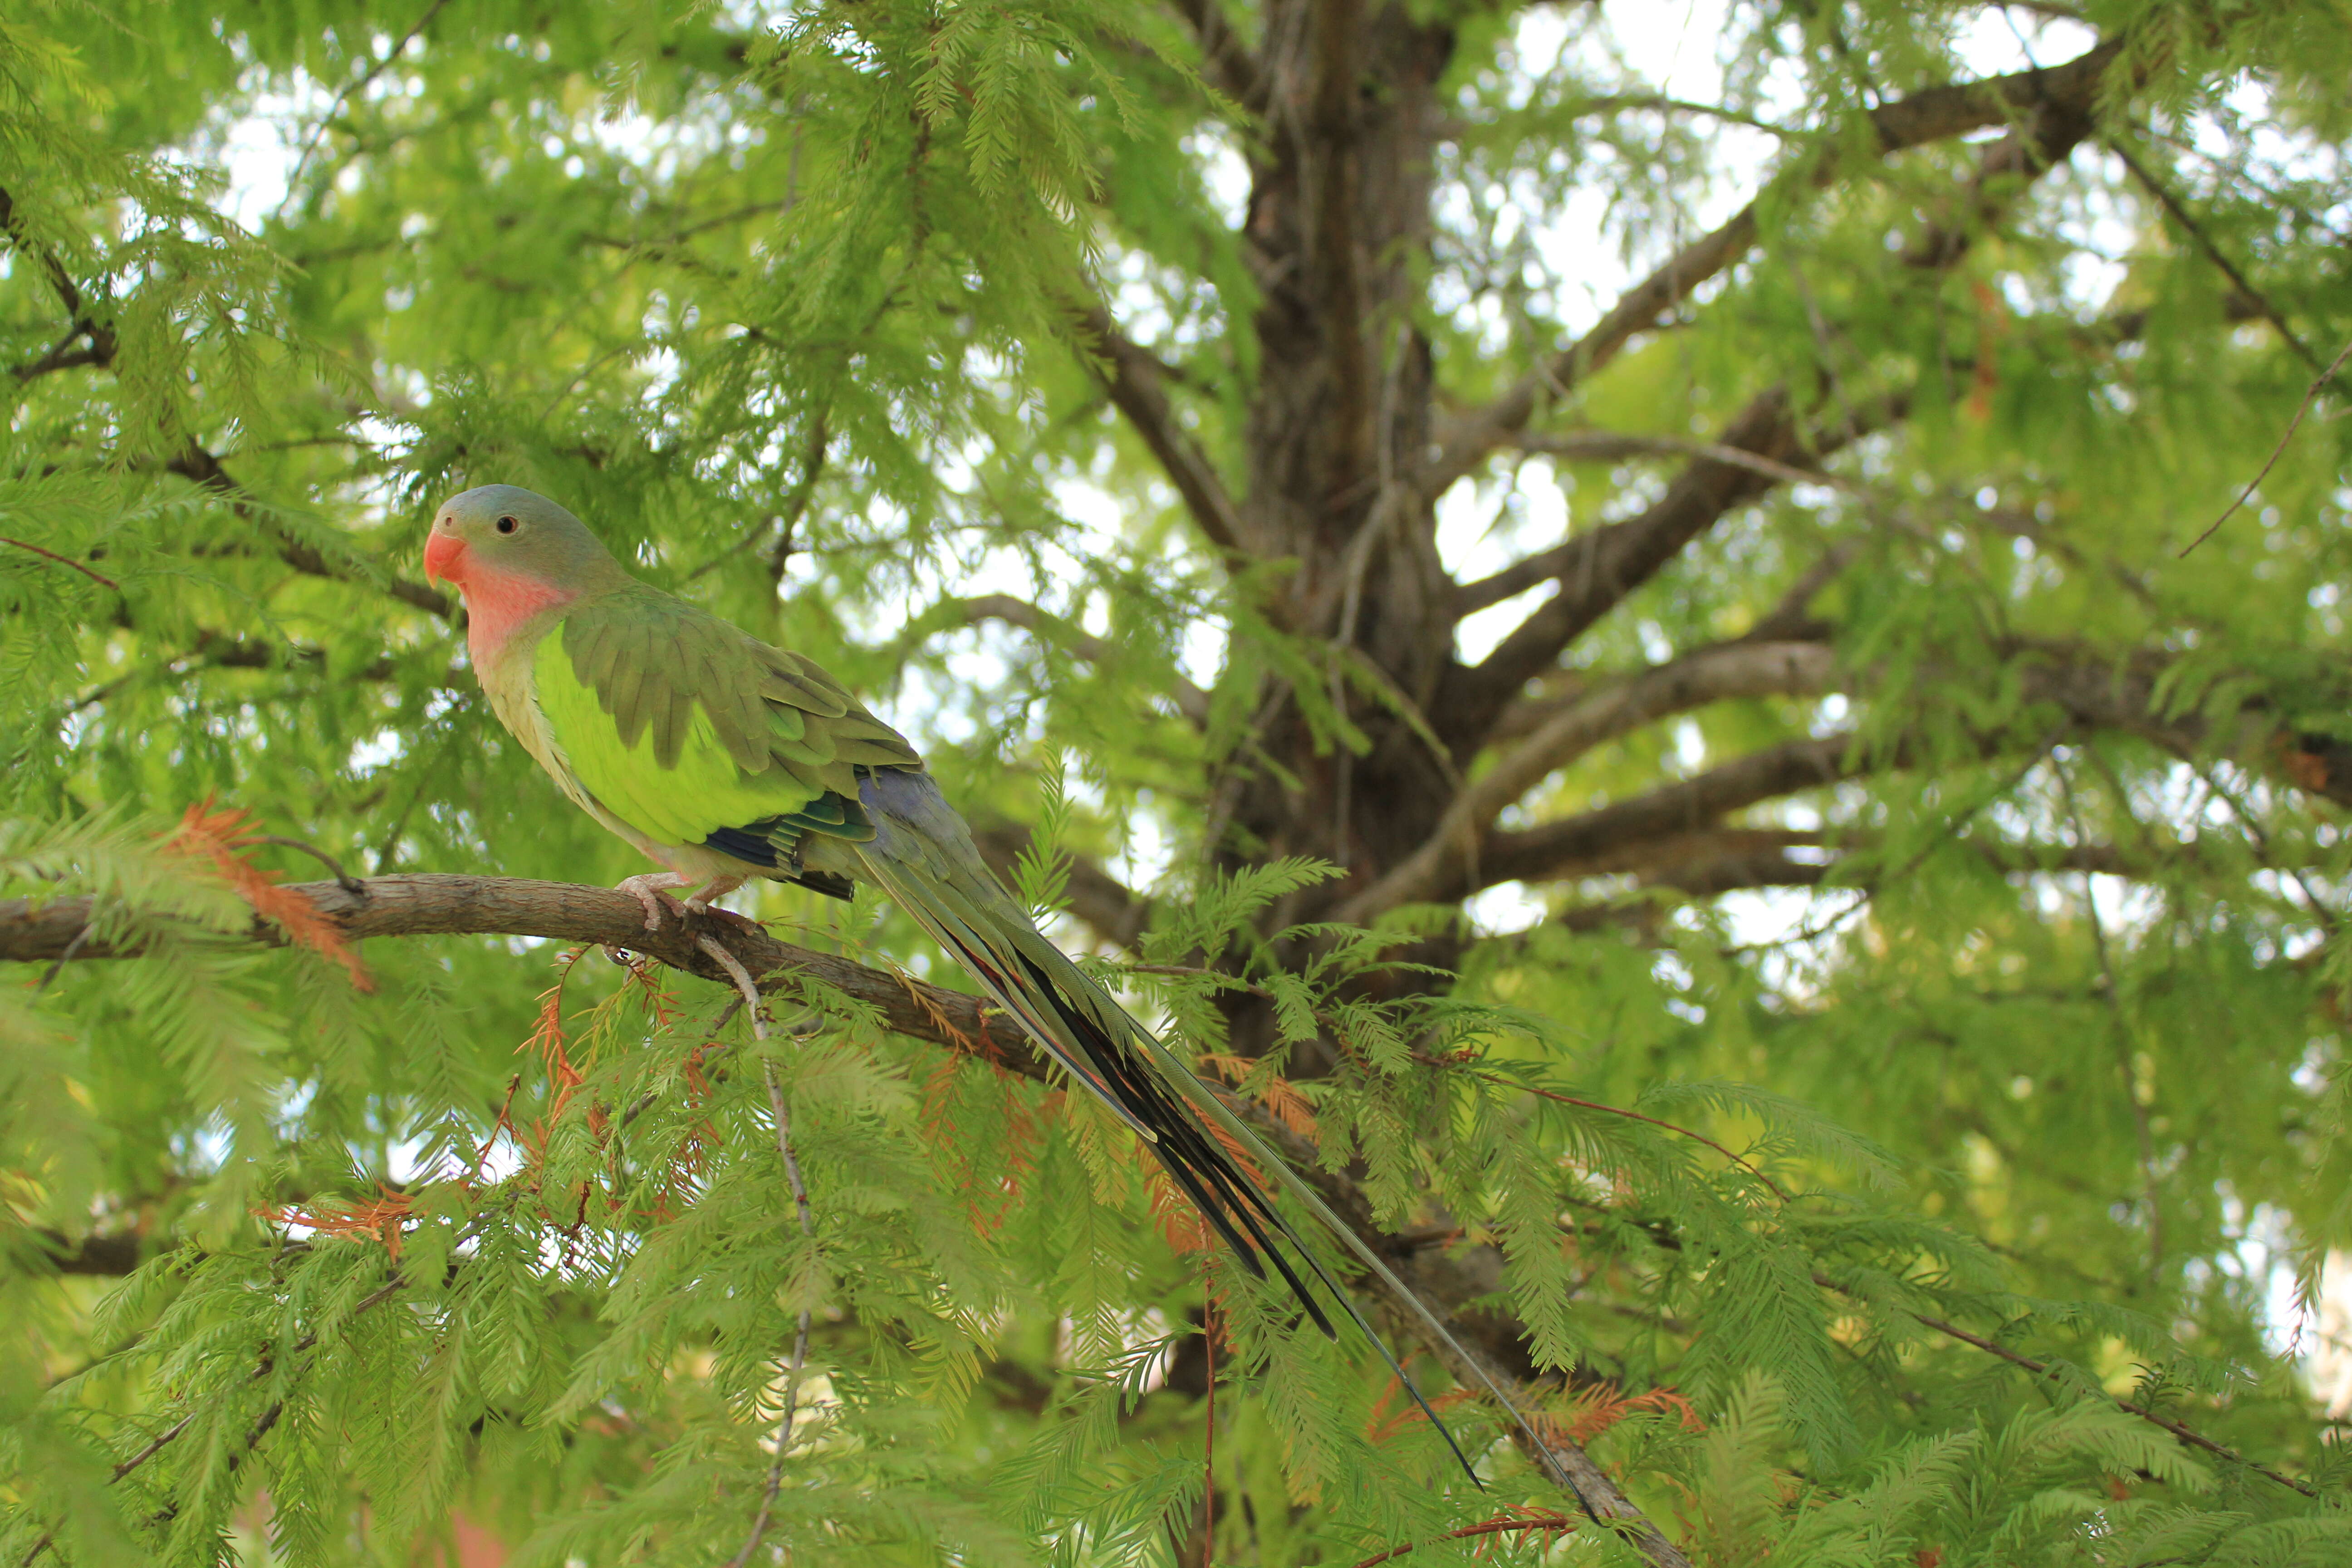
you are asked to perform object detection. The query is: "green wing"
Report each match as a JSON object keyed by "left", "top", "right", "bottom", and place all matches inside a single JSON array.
[{"left": 532, "top": 586, "right": 920, "bottom": 858}]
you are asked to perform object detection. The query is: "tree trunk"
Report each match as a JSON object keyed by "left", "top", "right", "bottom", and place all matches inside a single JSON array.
[{"left": 1224, "top": 3, "right": 1458, "bottom": 910}]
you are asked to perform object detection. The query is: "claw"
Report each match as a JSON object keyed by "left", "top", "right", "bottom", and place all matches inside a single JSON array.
[
  {"left": 682, "top": 874, "right": 748, "bottom": 922},
  {"left": 617, "top": 871, "right": 695, "bottom": 934}
]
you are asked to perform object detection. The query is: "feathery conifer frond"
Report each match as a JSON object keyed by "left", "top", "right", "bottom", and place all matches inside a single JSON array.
[{"left": 7, "top": 0, "right": 2352, "bottom": 1562}]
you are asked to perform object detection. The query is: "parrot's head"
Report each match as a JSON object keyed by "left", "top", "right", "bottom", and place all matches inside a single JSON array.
[
  {"left": 426, "top": 486, "right": 631, "bottom": 657},
  {"left": 424, "top": 485, "right": 617, "bottom": 596}
]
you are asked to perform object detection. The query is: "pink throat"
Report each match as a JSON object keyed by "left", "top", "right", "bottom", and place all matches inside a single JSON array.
[{"left": 460, "top": 563, "right": 578, "bottom": 665}]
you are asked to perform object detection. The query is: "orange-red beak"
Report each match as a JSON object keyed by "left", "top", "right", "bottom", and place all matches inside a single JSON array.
[{"left": 423, "top": 531, "right": 467, "bottom": 588}]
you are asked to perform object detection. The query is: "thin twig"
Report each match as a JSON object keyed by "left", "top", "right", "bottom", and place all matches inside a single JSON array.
[
  {"left": 1351, "top": 1510, "right": 1580, "bottom": 1568},
  {"left": 2054, "top": 764, "right": 2163, "bottom": 1278},
  {"left": 1203, "top": 1303, "right": 1217, "bottom": 1567},
  {"left": 33, "top": 924, "right": 92, "bottom": 994},
  {"left": 696, "top": 931, "right": 770, "bottom": 1043},
  {"left": 2107, "top": 139, "right": 2318, "bottom": 372},
  {"left": 728, "top": 1061, "right": 820, "bottom": 1568},
  {"left": 1482, "top": 1074, "right": 1792, "bottom": 1201},
  {"left": 254, "top": 836, "right": 366, "bottom": 894},
  {"left": 2179, "top": 336, "right": 2352, "bottom": 556},
  {"left": 274, "top": 0, "right": 452, "bottom": 222},
  {"left": 1895, "top": 1302, "right": 2319, "bottom": 1499},
  {"left": 0, "top": 536, "right": 118, "bottom": 590}
]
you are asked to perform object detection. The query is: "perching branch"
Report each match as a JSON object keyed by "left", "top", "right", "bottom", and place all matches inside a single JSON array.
[
  {"left": 0, "top": 874, "right": 1042, "bottom": 1066},
  {"left": 2, "top": 873, "right": 1695, "bottom": 1564}
]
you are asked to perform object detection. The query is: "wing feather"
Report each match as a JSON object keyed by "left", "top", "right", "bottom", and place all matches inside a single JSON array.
[
  {"left": 540, "top": 586, "right": 921, "bottom": 857},
  {"left": 606, "top": 628, "right": 650, "bottom": 747}
]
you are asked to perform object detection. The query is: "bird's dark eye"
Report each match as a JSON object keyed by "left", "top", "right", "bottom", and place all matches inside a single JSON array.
[{"left": 495, "top": 514, "right": 519, "bottom": 534}]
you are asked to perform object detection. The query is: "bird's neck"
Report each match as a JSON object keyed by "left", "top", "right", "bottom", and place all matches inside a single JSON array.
[{"left": 462, "top": 565, "right": 585, "bottom": 672}]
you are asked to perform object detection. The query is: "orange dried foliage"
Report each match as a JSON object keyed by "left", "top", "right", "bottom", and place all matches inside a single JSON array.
[
  {"left": 1967, "top": 279, "right": 2008, "bottom": 422},
  {"left": 264, "top": 1186, "right": 415, "bottom": 1259},
  {"left": 167, "top": 800, "right": 371, "bottom": 990},
  {"left": 1146, "top": 1166, "right": 1211, "bottom": 1255},
  {"left": 462, "top": 1074, "right": 525, "bottom": 1188},
  {"left": 1350, "top": 1505, "right": 1578, "bottom": 1568},
  {"left": 518, "top": 947, "right": 590, "bottom": 1158},
  {"left": 609, "top": 950, "right": 681, "bottom": 1029},
  {"left": 1199, "top": 1051, "right": 1319, "bottom": 1138},
  {"left": 892, "top": 962, "right": 986, "bottom": 1058},
  {"left": 1538, "top": 1382, "right": 1704, "bottom": 1448},
  {"left": 917, "top": 1056, "right": 1037, "bottom": 1237},
  {"left": 1364, "top": 1376, "right": 1480, "bottom": 1445}
]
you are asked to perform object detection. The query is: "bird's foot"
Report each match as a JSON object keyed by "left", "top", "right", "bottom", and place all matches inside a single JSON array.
[
  {"left": 617, "top": 871, "right": 696, "bottom": 934},
  {"left": 683, "top": 875, "right": 748, "bottom": 922}
]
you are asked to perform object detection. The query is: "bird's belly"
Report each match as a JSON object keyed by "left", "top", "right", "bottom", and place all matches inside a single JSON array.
[{"left": 488, "top": 658, "right": 676, "bottom": 863}]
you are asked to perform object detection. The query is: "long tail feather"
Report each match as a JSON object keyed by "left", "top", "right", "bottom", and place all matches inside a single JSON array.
[{"left": 850, "top": 769, "right": 1528, "bottom": 1484}]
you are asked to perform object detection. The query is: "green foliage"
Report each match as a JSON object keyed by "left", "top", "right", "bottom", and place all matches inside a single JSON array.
[{"left": 6, "top": 0, "right": 2352, "bottom": 1564}]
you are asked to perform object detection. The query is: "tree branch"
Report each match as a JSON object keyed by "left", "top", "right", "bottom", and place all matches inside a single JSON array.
[
  {"left": 21, "top": 1229, "right": 147, "bottom": 1276},
  {"left": 1453, "top": 643, "right": 2352, "bottom": 903},
  {"left": 164, "top": 445, "right": 452, "bottom": 617},
  {"left": 1540, "top": 836, "right": 2181, "bottom": 934},
  {"left": 1425, "top": 37, "right": 2127, "bottom": 496},
  {"left": 1073, "top": 303, "right": 1251, "bottom": 561},
  {"left": 1446, "top": 59, "right": 2112, "bottom": 738},
  {"left": 941, "top": 593, "right": 1211, "bottom": 725},
  {"left": 9, "top": 337, "right": 111, "bottom": 383},
  {"left": 0, "top": 185, "right": 110, "bottom": 354},
  {"left": 1451, "top": 432, "right": 1853, "bottom": 619},
  {"left": 1442, "top": 385, "right": 1879, "bottom": 738},
  {"left": 1475, "top": 734, "right": 1857, "bottom": 900},
  {"left": 1342, "top": 642, "right": 1837, "bottom": 922},
  {"left": 1166, "top": 0, "right": 1267, "bottom": 113},
  {"left": 0, "top": 874, "right": 1044, "bottom": 1065},
  {"left": 4, "top": 872, "right": 1693, "bottom": 1560}
]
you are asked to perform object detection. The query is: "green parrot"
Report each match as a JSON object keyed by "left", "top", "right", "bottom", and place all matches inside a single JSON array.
[{"left": 423, "top": 484, "right": 1516, "bottom": 1477}]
